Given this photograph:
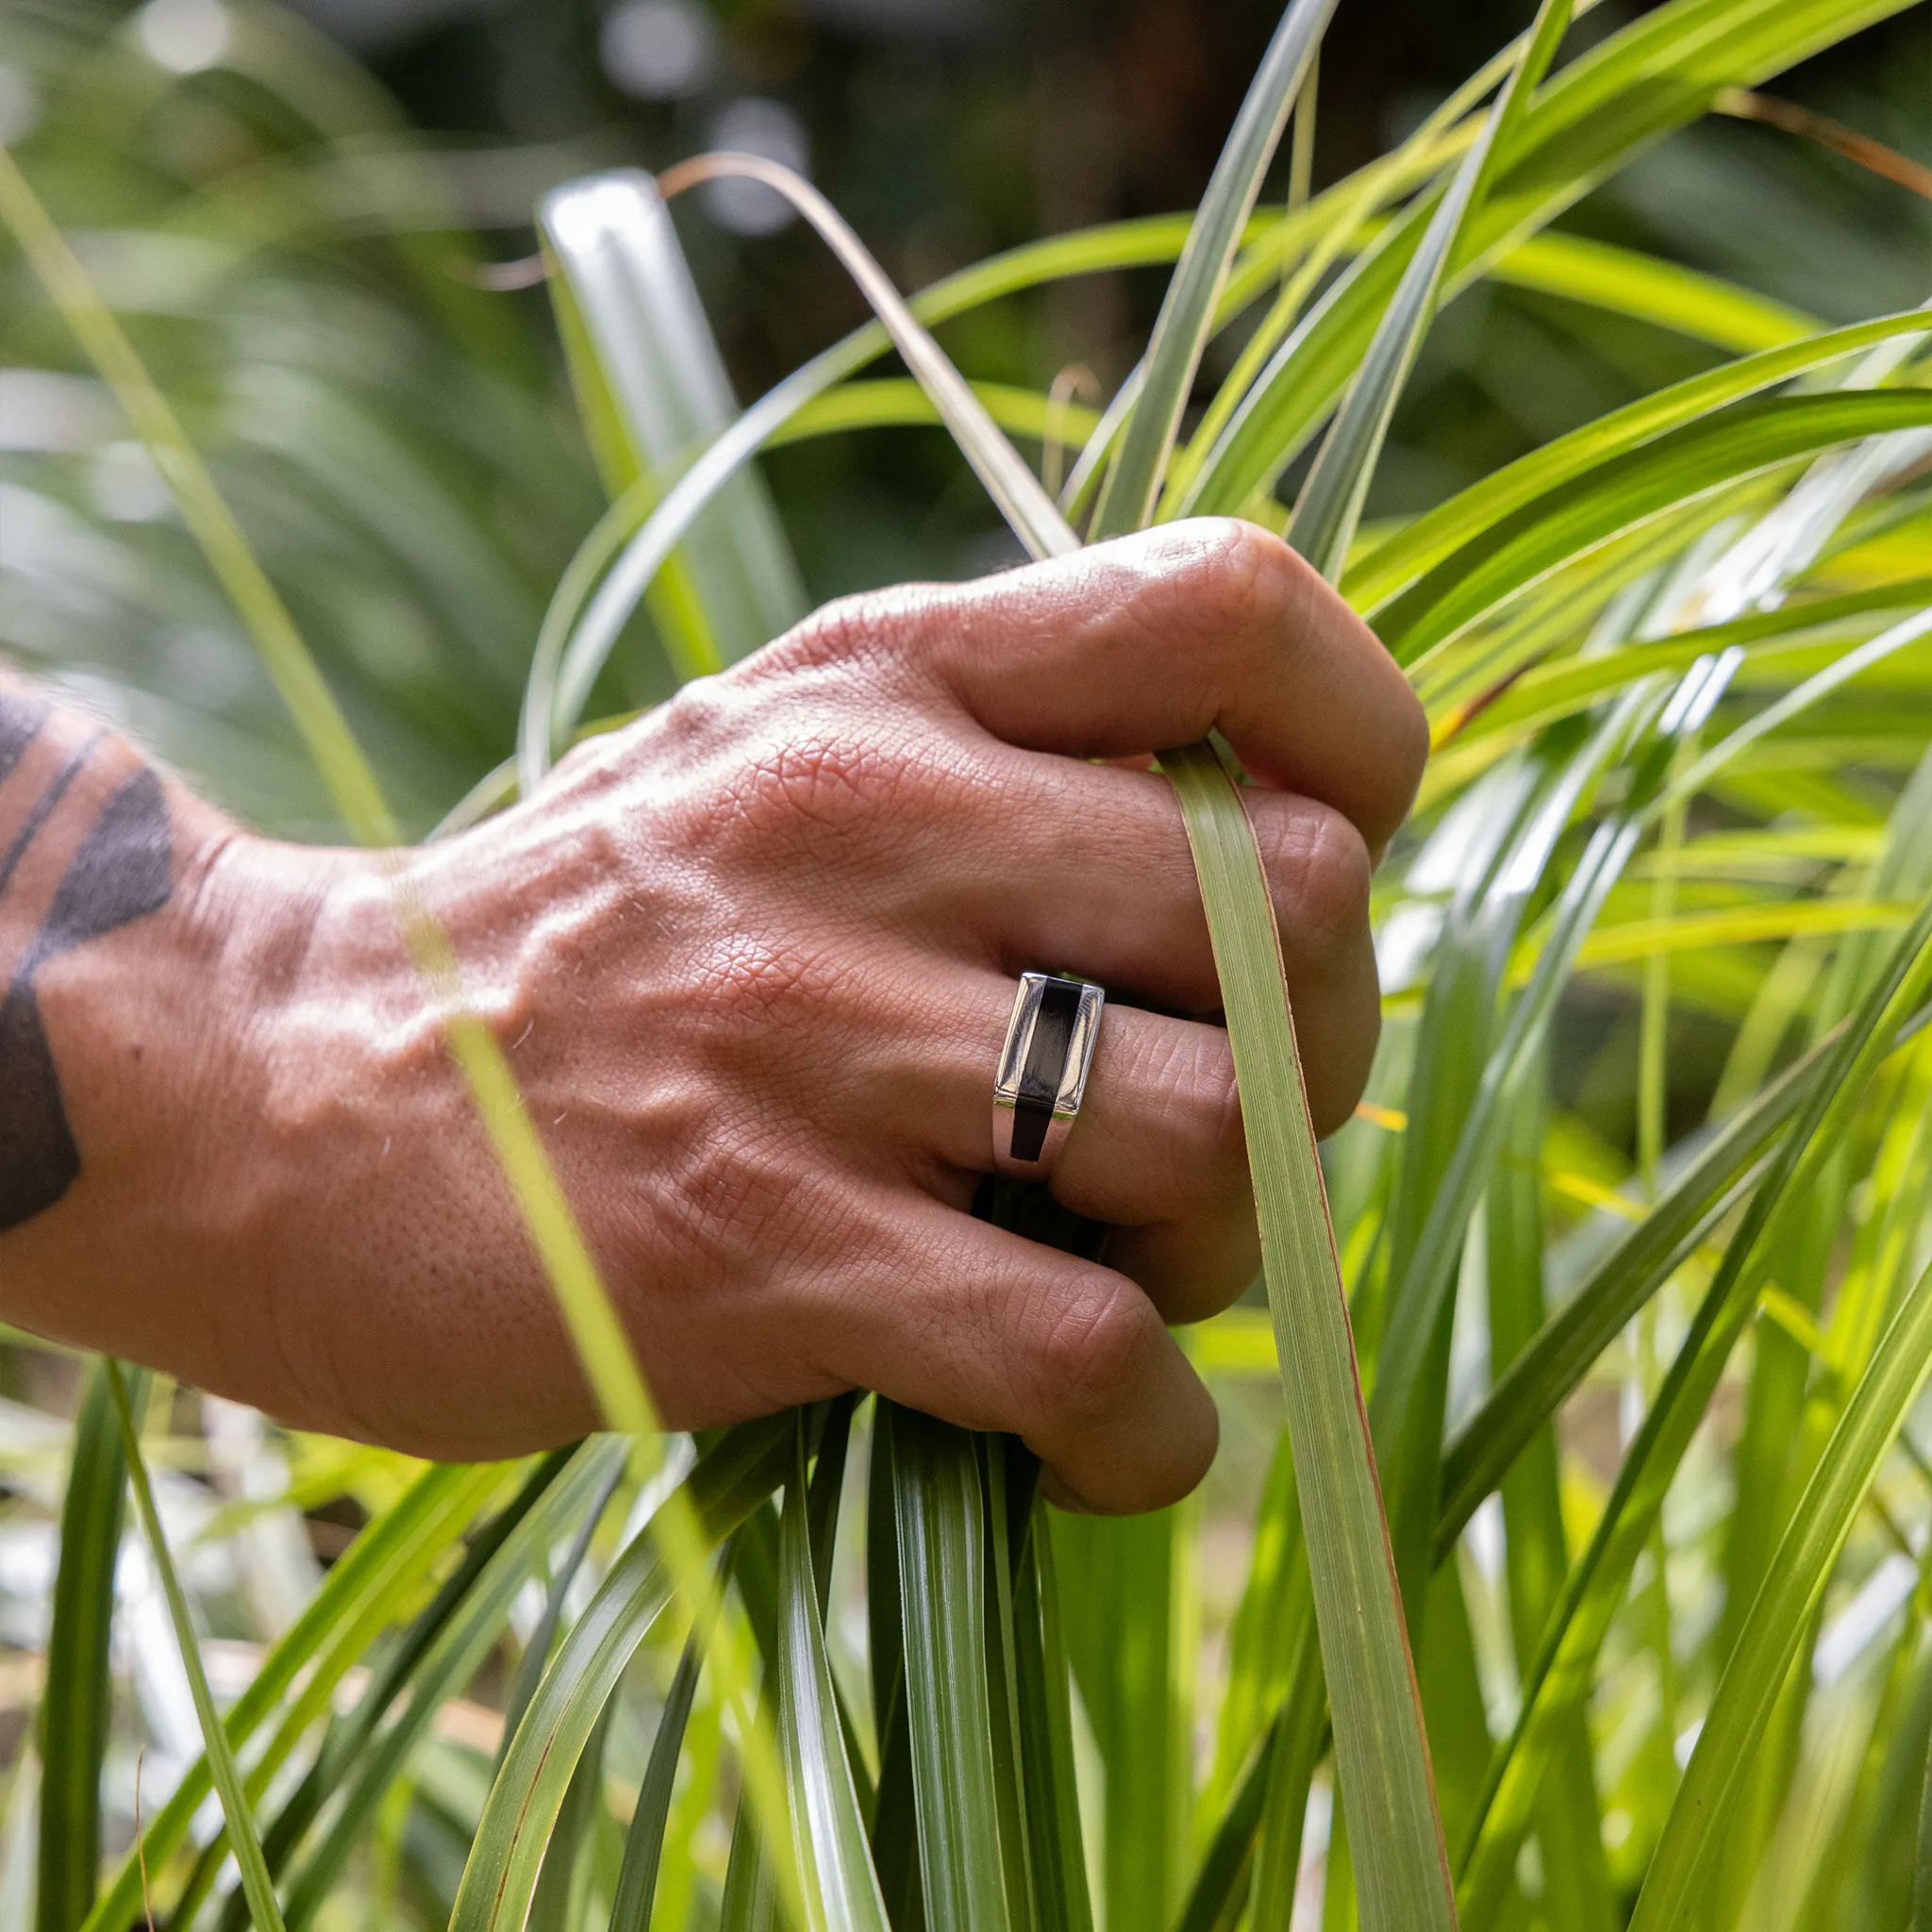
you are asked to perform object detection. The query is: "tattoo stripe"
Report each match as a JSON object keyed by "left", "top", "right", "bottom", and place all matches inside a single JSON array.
[
  {"left": 0, "top": 696, "right": 47, "bottom": 785},
  {"left": 0, "top": 752, "right": 171, "bottom": 1234},
  {"left": 0, "top": 733, "right": 99, "bottom": 900}
]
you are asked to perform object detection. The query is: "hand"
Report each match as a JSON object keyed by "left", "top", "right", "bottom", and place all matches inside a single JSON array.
[{"left": 11, "top": 521, "right": 1424, "bottom": 1512}]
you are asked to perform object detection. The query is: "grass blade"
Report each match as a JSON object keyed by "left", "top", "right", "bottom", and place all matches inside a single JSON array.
[
  {"left": 1484, "top": 1068, "right": 1615, "bottom": 1932},
  {"left": 0, "top": 145, "right": 394, "bottom": 844},
  {"left": 1630, "top": 1240, "right": 1932, "bottom": 1929},
  {"left": 541, "top": 169, "right": 806, "bottom": 675},
  {"left": 80, "top": 1462, "right": 504, "bottom": 1932},
  {"left": 778, "top": 1413, "right": 891, "bottom": 1932},
  {"left": 1162, "top": 740, "right": 1457, "bottom": 1932},
  {"left": 451, "top": 1418, "right": 792, "bottom": 1932},
  {"left": 1379, "top": 391, "right": 1932, "bottom": 666},
  {"left": 888, "top": 1405, "right": 1008, "bottom": 1932},
  {"left": 1286, "top": 0, "right": 1574, "bottom": 582},
  {"left": 107, "top": 1362, "right": 288, "bottom": 1932},
  {"left": 1186, "top": 0, "right": 1924, "bottom": 521},
  {"left": 279, "top": 1443, "right": 630, "bottom": 1931},
  {"left": 1087, "top": 0, "right": 1337, "bottom": 538},
  {"left": 1457, "top": 891, "right": 1932, "bottom": 1922},
  {"left": 36, "top": 1360, "right": 141, "bottom": 1932}
]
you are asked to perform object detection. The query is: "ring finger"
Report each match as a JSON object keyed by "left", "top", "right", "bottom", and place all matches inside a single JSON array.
[{"left": 915, "top": 970, "right": 1259, "bottom": 1323}]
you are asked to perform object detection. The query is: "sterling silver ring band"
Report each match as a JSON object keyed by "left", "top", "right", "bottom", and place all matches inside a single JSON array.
[{"left": 991, "top": 973, "right": 1106, "bottom": 1179}]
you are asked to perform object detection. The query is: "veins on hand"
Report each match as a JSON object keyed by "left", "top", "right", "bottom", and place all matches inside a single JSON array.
[{"left": 0, "top": 694, "right": 173, "bottom": 1232}]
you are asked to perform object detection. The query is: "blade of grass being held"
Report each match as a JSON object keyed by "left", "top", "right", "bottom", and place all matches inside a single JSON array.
[
  {"left": 1086, "top": 0, "right": 1338, "bottom": 538},
  {"left": 37, "top": 1359, "right": 142, "bottom": 1932},
  {"left": 1286, "top": 0, "right": 1574, "bottom": 582},
  {"left": 1162, "top": 741, "right": 1457, "bottom": 1932},
  {"left": 107, "top": 1361, "right": 288, "bottom": 1932}
]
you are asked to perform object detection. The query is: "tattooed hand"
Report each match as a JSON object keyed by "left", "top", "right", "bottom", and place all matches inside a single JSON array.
[{"left": 0, "top": 525, "right": 1422, "bottom": 1511}]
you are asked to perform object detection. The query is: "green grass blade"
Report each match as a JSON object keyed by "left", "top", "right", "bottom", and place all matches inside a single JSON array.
[
  {"left": 1457, "top": 892, "right": 1932, "bottom": 1922},
  {"left": 541, "top": 170, "right": 806, "bottom": 669},
  {"left": 778, "top": 1414, "right": 891, "bottom": 1932},
  {"left": 1186, "top": 0, "right": 1924, "bottom": 520},
  {"left": 1434, "top": 578, "right": 1932, "bottom": 754},
  {"left": 451, "top": 1418, "right": 791, "bottom": 1932},
  {"left": 36, "top": 1360, "right": 141, "bottom": 1932},
  {"left": 1375, "top": 693, "right": 1668, "bottom": 1606},
  {"left": 81, "top": 1461, "right": 503, "bottom": 1932},
  {"left": 1484, "top": 231, "right": 1821, "bottom": 352},
  {"left": 496, "top": 1451, "right": 627, "bottom": 1769},
  {"left": 0, "top": 144, "right": 395, "bottom": 844},
  {"left": 1246, "top": 1621, "right": 1327, "bottom": 1932},
  {"left": 203, "top": 1450, "right": 581, "bottom": 1932},
  {"left": 980, "top": 1441, "right": 1040, "bottom": 1932},
  {"left": 1378, "top": 391, "right": 1932, "bottom": 664},
  {"left": 609, "top": 1564, "right": 722, "bottom": 1932},
  {"left": 107, "top": 1363, "right": 288, "bottom": 1932},
  {"left": 1918, "top": 1724, "right": 1932, "bottom": 1932},
  {"left": 888, "top": 1405, "right": 1009, "bottom": 1932},
  {"left": 1205, "top": 1431, "right": 1302, "bottom": 1819},
  {"left": 1087, "top": 0, "right": 1336, "bottom": 538},
  {"left": 280, "top": 1442, "right": 630, "bottom": 1931},
  {"left": 1054, "top": 1507, "right": 1190, "bottom": 1932},
  {"left": 1485, "top": 1069, "right": 1615, "bottom": 1932},
  {"left": 1630, "top": 1241, "right": 1932, "bottom": 1929},
  {"left": 1012, "top": 1497, "right": 1092, "bottom": 1932},
  {"left": 1162, "top": 740, "right": 1457, "bottom": 1932},
  {"left": 1286, "top": 0, "right": 1573, "bottom": 582},
  {"left": 1435, "top": 1126, "right": 1779, "bottom": 1553},
  {"left": 1344, "top": 311, "right": 1930, "bottom": 622}
]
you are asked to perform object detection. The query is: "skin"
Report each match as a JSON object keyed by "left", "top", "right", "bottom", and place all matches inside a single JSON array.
[{"left": 0, "top": 520, "right": 1424, "bottom": 1514}]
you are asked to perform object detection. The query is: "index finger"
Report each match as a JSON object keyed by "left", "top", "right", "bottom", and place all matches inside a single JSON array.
[{"left": 791, "top": 518, "right": 1428, "bottom": 857}]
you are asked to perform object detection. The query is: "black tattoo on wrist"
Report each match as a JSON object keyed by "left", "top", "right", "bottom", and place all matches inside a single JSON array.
[{"left": 0, "top": 697, "right": 173, "bottom": 1231}]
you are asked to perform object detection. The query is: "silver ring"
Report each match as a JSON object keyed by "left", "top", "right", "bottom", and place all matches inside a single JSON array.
[{"left": 991, "top": 973, "right": 1106, "bottom": 1178}]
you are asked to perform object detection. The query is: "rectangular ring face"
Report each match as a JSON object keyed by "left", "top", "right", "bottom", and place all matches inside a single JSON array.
[{"left": 993, "top": 972, "right": 1105, "bottom": 1119}]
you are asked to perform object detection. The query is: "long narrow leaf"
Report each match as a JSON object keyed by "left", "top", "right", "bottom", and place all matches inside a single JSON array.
[
  {"left": 1087, "top": 0, "right": 1337, "bottom": 537},
  {"left": 1286, "top": 0, "right": 1574, "bottom": 581},
  {"left": 36, "top": 1361, "right": 141, "bottom": 1932}
]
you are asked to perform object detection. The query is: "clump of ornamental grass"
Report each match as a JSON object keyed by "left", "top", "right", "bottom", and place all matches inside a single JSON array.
[{"left": 6, "top": 0, "right": 1932, "bottom": 1929}]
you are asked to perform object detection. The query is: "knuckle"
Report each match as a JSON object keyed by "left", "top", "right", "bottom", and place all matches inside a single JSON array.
[
  {"left": 728, "top": 730, "right": 889, "bottom": 840},
  {"left": 1280, "top": 805, "right": 1372, "bottom": 960},
  {"left": 1132, "top": 1022, "right": 1245, "bottom": 1201},
  {"left": 692, "top": 930, "right": 852, "bottom": 1033},
  {"left": 1161, "top": 517, "right": 1307, "bottom": 650},
  {"left": 767, "top": 585, "right": 933, "bottom": 684},
  {"left": 1031, "top": 1280, "right": 1156, "bottom": 1424}
]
